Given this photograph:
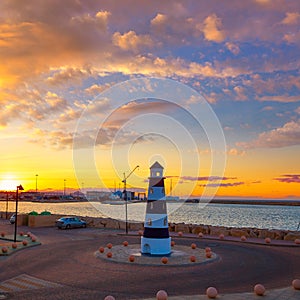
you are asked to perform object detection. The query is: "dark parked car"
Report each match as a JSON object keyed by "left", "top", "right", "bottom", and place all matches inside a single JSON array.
[{"left": 55, "top": 217, "right": 87, "bottom": 229}]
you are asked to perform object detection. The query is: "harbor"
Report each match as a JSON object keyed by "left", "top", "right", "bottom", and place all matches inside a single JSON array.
[{"left": 1, "top": 200, "right": 300, "bottom": 231}]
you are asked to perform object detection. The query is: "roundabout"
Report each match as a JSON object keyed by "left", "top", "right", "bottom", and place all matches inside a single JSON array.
[
  {"left": 0, "top": 224, "right": 299, "bottom": 299},
  {"left": 95, "top": 243, "right": 219, "bottom": 266}
]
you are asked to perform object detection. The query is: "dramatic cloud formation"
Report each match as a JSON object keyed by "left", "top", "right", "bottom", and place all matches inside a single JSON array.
[
  {"left": 238, "top": 120, "right": 300, "bottom": 148},
  {"left": 0, "top": 0, "right": 300, "bottom": 197}
]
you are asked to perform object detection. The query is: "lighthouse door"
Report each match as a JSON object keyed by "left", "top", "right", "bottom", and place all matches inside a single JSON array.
[{"left": 143, "top": 243, "right": 151, "bottom": 254}]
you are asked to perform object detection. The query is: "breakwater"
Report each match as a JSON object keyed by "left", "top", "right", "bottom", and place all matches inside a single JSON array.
[
  {"left": 83, "top": 216, "right": 300, "bottom": 242},
  {"left": 1, "top": 200, "right": 300, "bottom": 231},
  {"left": 3, "top": 212, "right": 298, "bottom": 242}
]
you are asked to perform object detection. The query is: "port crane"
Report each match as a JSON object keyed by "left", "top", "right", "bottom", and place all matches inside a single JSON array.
[{"left": 122, "top": 165, "right": 139, "bottom": 234}]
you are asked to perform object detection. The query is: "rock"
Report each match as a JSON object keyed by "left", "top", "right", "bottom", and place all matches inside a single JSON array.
[
  {"left": 129, "top": 222, "right": 144, "bottom": 231},
  {"left": 168, "top": 223, "right": 175, "bottom": 232},
  {"left": 269, "top": 229, "right": 285, "bottom": 240},
  {"left": 258, "top": 229, "right": 279, "bottom": 239},
  {"left": 248, "top": 229, "right": 258, "bottom": 238},
  {"left": 230, "top": 228, "right": 249, "bottom": 238},
  {"left": 284, "top": 232, "right": 300, "bottom": 241},
  {"left": 105, "top": 218, "right": 120, "bottom": 229},
  {"left": 84, "top": 217, "right": 95, "bottom": 227},
  {"left": 174, "top": 223, "right": 190, "bottom": 233},
  {"left": 210, "top": 226, "right": 230, "bottom": 236},
  {"left": 257, "top": 229, "right": 284, "bottom": 240},
  {"left": 191, "top": 224, "right": 210, "bottom": 235},
  {"left": 93, "top": 219, "right": 106, "bottom": 228}
]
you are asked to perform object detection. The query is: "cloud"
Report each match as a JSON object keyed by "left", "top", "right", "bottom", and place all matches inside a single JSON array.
[
  {"left": 71, "top": 10, "right": 111, "bottom": 30},
  {"left": 151, "top": 13, "right": 167, "bottom": 27},
  {"left": 0, "top": 102, "right": 23, "bottom": 127},
  {"left": 112, "top": 30, "right": 153, "bottom": 52},
  {"left": 57, "top": 107, "right": 83, "bottom": 123},
  {"left": 203, "top": 14, "right": 225, "bottom": 42},
  {"left": 84, "top": 83, "right": 113, "bottom": 96},
  {"left": 30, "top": 128, "right": 75, "bottom": 149},
  {"left": 227, "top": 148, "right": 245, "bottom": 156},
  {"left": 225, "top": 42, "right": 240, "bottom": 55},
  {"left": 283, "top": 31, "right": 300, "bottom": 44},
  {"left": 200, "top": 182, "right": 245, "bottom": 188},
  {"left": 0, "top": 0, "right": 299, "bottom": 140},
  {"left": 30, "top": 126, "right": 148, "bottom": 150},
  {"left": 257, "top": 95, "right": 300, "bottom": 103},
  {"left": 255, "top": 0, "right": 272, "bottom": 4},
  {"left": 238, "top": 119, "right": 300, "bottom": 148},
  {"left": 181, "top": 176, "right": 237, "bottom": 182},
  {"left": 100, "top": 100, "right": 176, "bottom": 129},
  {"left": 180, "top": 173, "right": 246, "bottom": 187},
  {"left": 233, "top": 86, "right": 247, "bottom": 101},
  {"left": 261, "top": 106, "right": 274, "bottom": 111},
  {"left": 281, "top": 12, "right": 300, "bottom": 25},
  {"left": 273, "top": 174, "right": 300, "bottom": 183},
  {"left": 46, "top": 67, "right": 95, "bottom": 86}
]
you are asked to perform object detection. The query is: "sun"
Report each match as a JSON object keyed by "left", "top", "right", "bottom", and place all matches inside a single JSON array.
[{"left": 0, "top": 178, "right": 19, "bottom": 191}]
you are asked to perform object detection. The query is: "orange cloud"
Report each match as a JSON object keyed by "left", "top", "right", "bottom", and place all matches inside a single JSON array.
[
  {"left": 203, "top": 14, "right": 225, "bottom": 43},
  {"left": 112, "top": 31, "right": 153, "bottom": 52},
  {"left": 225, "top": 42, "right": 240, "bottom": 55},
  {"left": 281, "top": 12, "right": 300, "bottom": 25},
  {"left": 151, "top": 13, "right": 167, "bottom": 26}
]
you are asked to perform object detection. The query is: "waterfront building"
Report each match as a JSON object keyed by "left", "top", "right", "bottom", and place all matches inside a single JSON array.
[
  {"left": 141, "top": 161, "right": 171, "bottom": 255},
  {"left": 86, "top": 191, "right": 111, "bottom": 201}
]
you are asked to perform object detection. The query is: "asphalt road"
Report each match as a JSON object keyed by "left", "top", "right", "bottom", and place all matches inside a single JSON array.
[{"left": 0, "top": 222, "right": 300, "bottom": 299}]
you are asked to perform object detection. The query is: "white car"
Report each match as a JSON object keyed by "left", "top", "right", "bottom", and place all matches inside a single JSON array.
[{"left": 9, "top": 214, "right": 16, "bottom": 224}]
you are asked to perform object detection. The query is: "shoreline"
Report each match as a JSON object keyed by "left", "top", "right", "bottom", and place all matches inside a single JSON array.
[
  {"left": 1, "top": 198, "right": 300, "bottom": 206},
  {"left": 187, "top": 198, "right": 300, "bottom": 206},
  {"left": 2, "top": 212, "right": 299, "bottom": 243}
]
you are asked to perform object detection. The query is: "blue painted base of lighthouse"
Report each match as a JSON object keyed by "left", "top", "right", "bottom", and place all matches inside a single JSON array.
[{"left": 141, "top": 237, "right": 171, "bottom": 255}]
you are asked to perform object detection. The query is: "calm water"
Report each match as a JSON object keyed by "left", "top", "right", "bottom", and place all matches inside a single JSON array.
[{"left": 1, "top": 201, "right": 299, "bottom": 231}]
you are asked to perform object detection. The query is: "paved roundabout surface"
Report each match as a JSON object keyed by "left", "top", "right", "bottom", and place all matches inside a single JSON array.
[
  {"left": 95, "top": 243, "right": 218, "bottom": 266},
  {"left": 0, "top": 223, "right": 300, "bottom": 299}
]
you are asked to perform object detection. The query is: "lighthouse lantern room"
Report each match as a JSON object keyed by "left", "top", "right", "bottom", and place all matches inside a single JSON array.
[{"left": 141, "top": 161, "right": 171, "bottom": 255}]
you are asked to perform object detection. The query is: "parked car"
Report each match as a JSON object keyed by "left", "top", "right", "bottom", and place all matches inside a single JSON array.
[
  {"left": 55, "top": 217, "right": 87, "bottom": 229},
  {"left": 9, "top": 214, "right": 16, "bottom": 224}
]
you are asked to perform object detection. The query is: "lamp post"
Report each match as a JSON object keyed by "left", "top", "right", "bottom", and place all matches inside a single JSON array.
[
  {"left": 122, "top": 165, "right": 139, "bottom": 234},
  {"left": 14, "top": 184, "right": 24, "bottom": 242},
  {"left": 35, "top": 174, "right": 38, "bottom": 193},
  {"left": 64, "top": 179, "right": 66, "bottom": 196},
  {"left": 5, "top": 191, "right": 9, "bottom": 219},
  {"left": 123, "top": 176, "right": 128, "bottom": 234}
]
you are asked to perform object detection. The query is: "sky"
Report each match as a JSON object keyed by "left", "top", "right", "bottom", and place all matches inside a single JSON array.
[{"left": 0, "top": 0, "right": 300, "bottom": 199}]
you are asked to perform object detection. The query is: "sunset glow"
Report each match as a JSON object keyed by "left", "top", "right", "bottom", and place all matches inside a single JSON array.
[
  {"left": 0, "top": 1, "right": 299, "bottom": 199},
  {"left": 0, "top": 176, "right": 18, "bottom": 191}
]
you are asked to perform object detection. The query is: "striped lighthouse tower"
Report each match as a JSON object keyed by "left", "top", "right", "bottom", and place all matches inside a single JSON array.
[{"left": 141, "top": 161, "right": 171, "bottom": 255}]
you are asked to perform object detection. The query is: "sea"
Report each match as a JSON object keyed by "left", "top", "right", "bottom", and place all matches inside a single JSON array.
[{"left": 1, "top": 201, "right": 300, "bottom": 231}]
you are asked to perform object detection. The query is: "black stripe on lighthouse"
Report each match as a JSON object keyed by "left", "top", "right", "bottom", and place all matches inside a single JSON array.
[
  {"left": 149, "top": 178, "right": 165, "bottom": 187},
  {"left": 143, "top": 227, "right": 170, "bottom": 239}
]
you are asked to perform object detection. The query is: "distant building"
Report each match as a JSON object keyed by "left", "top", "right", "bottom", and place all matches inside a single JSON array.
[{"left": 86, "top": 191, "right": 111, "bottom": 201}]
